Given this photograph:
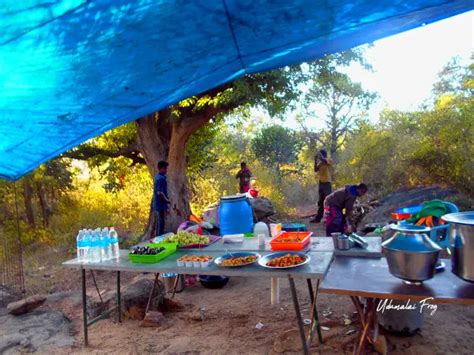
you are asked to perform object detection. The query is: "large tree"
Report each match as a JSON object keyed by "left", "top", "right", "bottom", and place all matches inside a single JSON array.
[
  {"left": 66, "top": 67, "right": 306, "bottom": 237},
  {"left": 299, "top": 50, "right": 377, "bottom": 162}
]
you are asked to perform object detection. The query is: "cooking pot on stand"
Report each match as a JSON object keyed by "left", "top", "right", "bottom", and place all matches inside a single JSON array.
[
  {"left": 382, "top": 224, "right": 441, "bottom": 284},
  {"left": 443, "top": 211, "right": 474, "bottom": 282}
]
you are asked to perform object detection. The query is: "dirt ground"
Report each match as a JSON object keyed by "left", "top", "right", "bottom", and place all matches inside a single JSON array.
[
  {"left": 18, "top": 219, "right": 473, "bottom": 355},
  {"left": 41, "top": 272, "right": 474, "bottom": 355}
]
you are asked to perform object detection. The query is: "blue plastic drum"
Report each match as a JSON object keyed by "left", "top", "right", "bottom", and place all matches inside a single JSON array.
[{"left": 218, "top": 195, "right": 254, "bottom": 235}]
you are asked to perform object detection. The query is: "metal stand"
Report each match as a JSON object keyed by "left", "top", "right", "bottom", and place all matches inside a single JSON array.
[
  {"left": 350, "top": 297, "right": 379, "bottom": 355},
  {"left": 81, "top": 269, "right": 122, "bottom": 346},
  {"left": 288, "top": 276, "right": 323, "bottom": 355}
]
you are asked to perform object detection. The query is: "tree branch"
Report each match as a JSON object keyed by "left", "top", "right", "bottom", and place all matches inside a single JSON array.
[{"left": 63, "top": 141, "right": 145, "bottom": 166}]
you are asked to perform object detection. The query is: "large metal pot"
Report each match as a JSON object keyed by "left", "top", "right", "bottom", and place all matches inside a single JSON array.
[
  {"left": 382, "top": 224, "right": 441, "bottom": 283},
  {"left": 443, "top": 211, "right": 474, "bottom": 282}
]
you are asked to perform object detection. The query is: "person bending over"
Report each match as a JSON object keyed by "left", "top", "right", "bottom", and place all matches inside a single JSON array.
[{"left": 324, "top": 183, "right": 368, "bottom": 236}]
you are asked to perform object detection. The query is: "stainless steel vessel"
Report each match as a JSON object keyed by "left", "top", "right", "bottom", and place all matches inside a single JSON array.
[
  {"left": 443, "top": 211, "right": 474, "bottom": 282},
  {"left": 382, "top": 224, "right": 441, "bottom": 283}
]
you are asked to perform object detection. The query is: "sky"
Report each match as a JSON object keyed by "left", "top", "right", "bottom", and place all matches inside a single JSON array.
[{"left": 273, "top": 11, "right": 473, "bottom": 130}]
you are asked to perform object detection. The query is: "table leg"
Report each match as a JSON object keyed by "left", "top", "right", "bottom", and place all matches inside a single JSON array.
[
  {"left": 289, "top": 276, "right": 310, "bottom": 355},
  {"left": 81, "top": 268, "right": 88, "bottom": 346},
  {"left": 307, "top": 279, "right": 323, "bottom": 344},
  {"left": 117, "top": 271, "right": 121, "bottom": 323},
  {"left": 271, "top": 277, "right": 280, "bottom": 305},
  {"left": 145, "top": 273, "right": 160, "bottom": 314},
  {"left": 351, "top": 297, "right": 379, "bottom": 355}
]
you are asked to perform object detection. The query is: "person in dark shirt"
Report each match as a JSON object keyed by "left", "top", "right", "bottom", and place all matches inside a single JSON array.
[
  {"left": 236, "top": 162, "right": 252, "bottom": 193},
  {"left": 324, "top": 183, "right": 368, "bottom": 236},
  {"left": 152, "top": 161, "right": 170, "bottom": 236}
]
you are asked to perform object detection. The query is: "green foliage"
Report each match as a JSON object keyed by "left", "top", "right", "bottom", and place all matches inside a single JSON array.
[
  {"left": 337, "top": 60, "right": 473, "bottom": 195},
  {"left": 251, "top": 125, "right": 302, "bottom": 170}
]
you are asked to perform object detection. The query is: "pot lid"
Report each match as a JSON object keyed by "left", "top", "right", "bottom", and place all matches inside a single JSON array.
[
  {"left": 383, "top": 228, "right": 441, "bottom": 253},
  {"left": 441, "top": 211, "right": 474, "bottom": 226},
  {"left": 389, "top": 223, "right": 431, "bottom": 234},
  {"left": 220, "top": 194, "right": 246, "bottom": 201}
]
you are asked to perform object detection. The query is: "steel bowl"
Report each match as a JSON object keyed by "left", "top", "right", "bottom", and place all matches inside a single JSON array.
[{"left": 383, "top": 224, "right": 441, "bottom": 283}]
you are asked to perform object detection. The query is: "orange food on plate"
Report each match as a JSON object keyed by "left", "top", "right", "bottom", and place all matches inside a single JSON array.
[
  {"left": 266, "top": 254, "right": 306, "bottom": 267},
  {"left": 221, "top": 255, "right": 257, "bottom": 266}
]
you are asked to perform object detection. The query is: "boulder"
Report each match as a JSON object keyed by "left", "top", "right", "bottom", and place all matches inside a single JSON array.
[
  {"left": 113, "top": 275, "right": 165, "bottom": 320},
  {"left": 249, "top": 198, "right": 275, "bottom": 221},
  {"left": 7, "top": 294, "right": 46, "bottom": 316},
  {"left": 0, "top": 310, "right": 73, "bottom": 353}
]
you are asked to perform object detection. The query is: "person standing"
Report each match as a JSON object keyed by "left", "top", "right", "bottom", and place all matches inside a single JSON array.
[
  {"left": 153, "top": 161, "right": 170, "bottom": 236},
  {"left": 324, "top": 183, "right": 368, "bottom": 236},
  {"left": 310, "top": 149, "right": 332, "bottom": 223},
  {"left": 236, "top": 162, "right": 252, "bottom": 193}
]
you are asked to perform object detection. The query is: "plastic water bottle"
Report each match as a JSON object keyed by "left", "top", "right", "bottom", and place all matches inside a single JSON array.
[
  {"left": 99, "top": 229, "right": 108, "bottom": 261},
  {"left": 76, "top": 230, "right": 85, "bottom": 262},
  {"left": 101, "top": 227, "right": 112, "bottom": 261},
  {"left": 90, "top": 229, "right": 101, "bottom": 262},
  {"left": 109, "top": 227, "right": 120, "bottom": 259},
  {"left": 82, "top": 229, "right": 91, "bottom": 263}
]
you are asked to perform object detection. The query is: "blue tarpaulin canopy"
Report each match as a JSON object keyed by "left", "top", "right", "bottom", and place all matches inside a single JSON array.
[{"left": 0, "top": 1, "right": 472, "bottom": 180}]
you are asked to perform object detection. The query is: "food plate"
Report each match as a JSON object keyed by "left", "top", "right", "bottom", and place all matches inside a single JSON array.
[
  {"left": 214, "top": 252, "right": 261, "bottom": 267},
  {"left": 258, "top": 252, "right": 310, "bottom": 269}
]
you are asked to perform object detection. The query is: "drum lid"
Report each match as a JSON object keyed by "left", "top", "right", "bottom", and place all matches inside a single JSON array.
[{"left": 220, "top": 194, "right": 247, "bottom": 202}]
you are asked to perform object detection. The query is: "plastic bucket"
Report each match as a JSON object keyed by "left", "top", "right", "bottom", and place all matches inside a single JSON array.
[{"left": 218, "top": 195, "right": 254, "bottom": 235}]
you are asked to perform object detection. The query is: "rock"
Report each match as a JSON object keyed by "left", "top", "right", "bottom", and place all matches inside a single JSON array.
[
  {"left": 7, "top": 294, "right": 46, "bottom": 315},
  {"left": 0, "top": 310, "right": 73, "bottom": 353},
  {"left": 360, "top": 186, "right": 461, "bottom": 226},
  {"left": 98, "top": 275, "right": 166, "bottom": 320},
  {"left": 114, "top": 275, "right": 165, "bottom": 320},
  {"left": 140, "top": 311, "right": 166, "bottom": 327},
  {"left": 249, "top": 198, "right": 275, "bottom": 220}
]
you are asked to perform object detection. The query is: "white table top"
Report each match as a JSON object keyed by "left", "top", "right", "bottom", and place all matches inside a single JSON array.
[{"left": 63, "top": 249, "right": 334, "bottom": 279}]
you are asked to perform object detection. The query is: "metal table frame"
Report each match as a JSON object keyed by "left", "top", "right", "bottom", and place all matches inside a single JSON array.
[
  {"left": 71, "top": 250, "right": 333, "bottom": 354},
  {"left": 81, "top": 269, "right": 122, "bottom": 346},
  {"left": 320, "top": 257, "right": 474, "bottom": 355}
]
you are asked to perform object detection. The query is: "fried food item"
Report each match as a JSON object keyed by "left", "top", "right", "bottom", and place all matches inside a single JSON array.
[
  {"left": 178, "top": 255, "right": 213, "bottom": 262},
  {"left": 273, "top": 235, "right": 306, "bottom": 243},
  {"left": 221, "top": 255, "right": 257, "bottom": 266},
  {"left": 266, "top": 254, "right": 306, "bottom": 267}
]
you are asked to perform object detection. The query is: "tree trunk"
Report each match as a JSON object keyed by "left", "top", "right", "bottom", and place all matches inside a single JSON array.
[
  {"left": 136, "top": 109, "right": 218, "bottom": 240},
  {"left": 166, "top": 122, "right": 191, "bottom": 232},
  {"left": 36, "top": 184, "right": 51, "bottom": 228},
  {"left": 136, "top": 113, "right": 170, "bottom": 240},
  {"left": 330, "top": 126, "right": 338, "bottom": 163},
  {"left": 22, "top": 177, "right": 35, "bottom": 228}
]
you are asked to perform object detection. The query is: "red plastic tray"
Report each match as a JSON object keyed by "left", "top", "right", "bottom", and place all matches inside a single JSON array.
[{"left": 270, "top": 231, "right": 312, "bottom": 251}]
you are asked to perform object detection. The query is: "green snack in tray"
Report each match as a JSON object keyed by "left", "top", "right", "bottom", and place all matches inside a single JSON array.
[{"left": 163, "top": 231, "right": 209, "bottom": 246}]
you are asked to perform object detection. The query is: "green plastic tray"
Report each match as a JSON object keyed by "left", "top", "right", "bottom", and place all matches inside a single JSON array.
[{"left": 128, "top": 242, "right": 178, "bottom": 263}]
